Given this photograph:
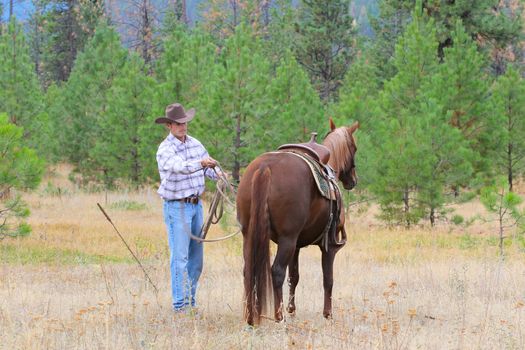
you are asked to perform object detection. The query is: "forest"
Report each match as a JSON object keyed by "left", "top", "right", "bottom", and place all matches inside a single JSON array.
[{"left": 1, "top": 0, "right": 525, "bottom": 236}]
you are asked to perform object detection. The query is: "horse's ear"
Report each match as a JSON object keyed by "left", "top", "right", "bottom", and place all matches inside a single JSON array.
[
  {"left": 329, "top": 117, "right": 336, "bottom": 131},
  {"left": 348, "top": 121, "right": 359, "bottom": 134}
]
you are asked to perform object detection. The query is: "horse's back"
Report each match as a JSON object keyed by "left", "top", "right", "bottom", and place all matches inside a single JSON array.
[{"left": 237, "top": 152, "right": 330, "bottom": 245}]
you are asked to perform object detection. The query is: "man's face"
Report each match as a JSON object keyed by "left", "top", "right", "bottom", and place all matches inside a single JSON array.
[{"left": 167, "top": 121, "right": 187, "bottom": 141}]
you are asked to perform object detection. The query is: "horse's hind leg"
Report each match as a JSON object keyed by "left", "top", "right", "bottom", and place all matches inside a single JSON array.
[
  {"left": 321, "top": 248, "right": 337, "bottom": 319},
  {"left": 272, "top": 241, "right": 296, "bottom": 322},
  {"left": 286, "top": 248, "right": 300, "bottom": 315}
]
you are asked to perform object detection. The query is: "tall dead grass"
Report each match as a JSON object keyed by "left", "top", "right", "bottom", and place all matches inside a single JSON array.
[{"left": 0, "top": 165, "right": 524, "bottom": 349}]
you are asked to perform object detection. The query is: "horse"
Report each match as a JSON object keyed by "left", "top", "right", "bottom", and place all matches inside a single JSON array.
[{"left": 236, "top": 118, "right": 359, "bottom": 325}]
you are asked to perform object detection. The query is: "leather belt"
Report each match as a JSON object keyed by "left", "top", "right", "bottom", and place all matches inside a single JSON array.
[{"left": 172, "top": 196, "right": 199, "bottom": 204}]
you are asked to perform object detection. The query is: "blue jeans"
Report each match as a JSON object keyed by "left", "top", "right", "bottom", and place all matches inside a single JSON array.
[{"left": 163, "top": 200, "right": 204, "bottom": 310}]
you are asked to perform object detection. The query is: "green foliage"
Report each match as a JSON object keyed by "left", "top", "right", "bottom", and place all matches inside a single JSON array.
[
  {"left": 365, "top": 5, "right": 474, "bottom": 227},
  {"left": 266, "top": 50, "right": 325, "bottom": 146},
  {"left": 293, "top": 0, "right": 358, "bottom": 101},
  {"left": 491, "top": 66, "right": 525, "bottom": 191},
  {"left": 0, "top": 17, "right": 52, "bottom": 158},
  {"left": 196, "top": 24, "right": 272, "bottom": 181},
  {"left": 42, "top": 181, "right": 70, "bottom": 197},
  {"left": 451, "top": 215, "right": 464, "bottom": 226},
  {"left": 28, "top": 0, "right": 105, "bottom": 85},
  {"left": 369, "top": 0, "right": 521, "bottom": 81},
  {"left": 0, "top": 243, "right": 130, "bottom": 265},
  {"left": 480, "top": 177, "right": 525, "bottom": 256},
  {"left": 58, "top": 22, "right": 127, "bottom": 179},
  {"left": 0, "top": 113, "right": 45, "bottom": 240},
  {"left": 109, "top": 200, "right": 147, "bottom": 211},
  {"left": 91, "top": 53, "right": 156, "bottom": 186}
]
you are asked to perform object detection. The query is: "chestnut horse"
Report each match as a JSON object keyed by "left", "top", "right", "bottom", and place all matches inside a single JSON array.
[{"left": 236, "top": 119, "right": 359, "bottom": 325}]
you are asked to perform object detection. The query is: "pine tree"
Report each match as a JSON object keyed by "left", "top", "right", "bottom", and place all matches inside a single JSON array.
[
  {"left": 330, "top": 52, "right": 381, "bottom": 190},
  {"left": 293, "top": 0, "right": 358, "bottom": 102},
  {"left": 90, "top": 53, "right": 156, "bottom": 186},
  {"left": 0, "top": 113, "right": 45, "bottom": 239},
  {"left": 58, "top": 22, "right": 127, "bottom": 180},
  {"left": 200, "top": 0, "right": 273, "bottom": 44},
  {"left": 370, "top": 7, "right": 483, "bottom": 226},
  {"left": 0, "top": 18, "right": 49, "bottom": 157},
  {"left": 426, "top": 20, "right": 494, "bottom": 176},
  {"left": 266, "top": 49, "right": 324, "bottom": 146},
  {"left": 32, "top": 0, "right": 105, "bottom": 85},
  {"left": 367, "top": 4, "right": 474, "bottom": 226},
  {"left": 196, "top": 24, "right": 272, "bottom": 181},
  {"left": 155, "top": 25, "right": 216, "bottom": 112},
  {"left": 149, "top": 25, "right": 218, "bottom": 179},
  {"left": 264, "top": 0, "right": 297, "bottom": 65},
  {"left": 492, "top": 66, "right": 525, "bottom": 191},
  {"left": 370, "top": 0, "right": 521, "bottom": 81}
]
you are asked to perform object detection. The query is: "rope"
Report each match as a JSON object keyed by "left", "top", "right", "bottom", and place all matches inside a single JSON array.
[{"left": 184, "top": 163, "right": 241, "bottom": 243}]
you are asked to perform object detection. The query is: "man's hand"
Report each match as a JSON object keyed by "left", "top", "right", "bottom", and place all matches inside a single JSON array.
[{"left": 201, "top": 157, "right": 217, "bottom": 168}]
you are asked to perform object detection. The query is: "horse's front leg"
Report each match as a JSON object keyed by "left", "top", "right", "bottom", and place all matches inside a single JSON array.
[
  {"left": 320, "top": 248, "right": 337, "bottom": 319},
  {"left": 287, "top": 248, "right": 300, "bottom": 315},
  {"left": 272, "top": 242, "right": 296, "bottom": 322}
]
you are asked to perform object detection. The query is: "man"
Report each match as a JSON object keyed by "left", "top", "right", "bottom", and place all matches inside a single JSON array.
[{"left": 155, "top": 102, "right": 220, "bottom": 312}]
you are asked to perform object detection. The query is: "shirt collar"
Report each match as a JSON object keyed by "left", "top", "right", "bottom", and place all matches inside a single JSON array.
[{"left": 167, "top": 133, "right": 192, "bottom": 145}]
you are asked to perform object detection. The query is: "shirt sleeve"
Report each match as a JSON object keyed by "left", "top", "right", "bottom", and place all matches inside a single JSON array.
[
  {"left": 157, "top": 144, "right": 202, "bottom": 174},
  {"left": 200, "top": 147, "right": 219, "bottom": 180}
]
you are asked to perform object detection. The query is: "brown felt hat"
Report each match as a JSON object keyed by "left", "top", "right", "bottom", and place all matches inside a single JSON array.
[{"left": 155, "top": 103, "right": 195, "bottom": 124}]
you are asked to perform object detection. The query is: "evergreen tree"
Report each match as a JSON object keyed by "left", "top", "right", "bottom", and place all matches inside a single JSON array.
[
  {"left": 33, "top": 0, "right": 105, "bottom": 85},
  {"left": 58, "top": 22, "right": 127, "bottom": 180},
  {"left": 155, "top": 25, "right": 216, "bottom": 112},
  {"left": 41, "top": 83, "right": 65, "bottom": 162},
  {"left": 332, "top": 53, "right": 380, "bottom": 129},
  {"left": 492, "top": 66, "right": 525, "bottom": 191},
  {"left": 196, "top": 24, "right": 272, "bottom": 181},
  {"left": 90, "top": 53, "right": 156, "bottom": 186},
  {"left": 0, "top": 18, "right": 50, "bottom": 157},
  {"left": 293, "top": 0, "right": 358, "bottom": 102},
  {"left": 370, "top": 0, "right": 521, "bottom": 81},
  {"left": 368, "top": 0, "right": 412, "bottom": 82},
  {"left": 149, "top": 25, "right": 217, "bottom": 180},
  {"left": 427, "top": 21, "right": 494, "bottom": 175},
  {"left": 331, "top": 52, "right": 381, "bottom": 189},
  {"left": 266, "top": 49, "right": 325, "bottom": 146},
  {"left": 368, "top": 4, "right": 473, "bottom": 226},
  {"left": 200, "top": 0, "right": 273, "bottom": 44},
  {"left": 264, "top": 0, "right": 297, "bottom": 65},
  {"left": 0, "top": 113, "right": 45, "bottom": 239}
]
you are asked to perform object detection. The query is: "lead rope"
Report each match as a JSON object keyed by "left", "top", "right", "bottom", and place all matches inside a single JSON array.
[{"left": 183, "top": 163, "right": 241, "bottom": 243}]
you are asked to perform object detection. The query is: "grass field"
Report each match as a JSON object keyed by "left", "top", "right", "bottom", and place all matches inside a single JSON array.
[{"left": 1, "top": 165, "right": 524, "bottom": 349}]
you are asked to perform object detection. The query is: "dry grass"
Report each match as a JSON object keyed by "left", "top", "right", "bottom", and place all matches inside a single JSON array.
[{"left": 1, "top": 165, "right": 524, "bottom": 349}]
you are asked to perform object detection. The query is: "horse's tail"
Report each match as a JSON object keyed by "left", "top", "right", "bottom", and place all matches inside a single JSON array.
[{"left": 244, "top": 166, "right": 273, "bottom": 325}]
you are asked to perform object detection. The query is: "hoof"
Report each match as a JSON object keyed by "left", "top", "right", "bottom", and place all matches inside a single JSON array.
[
  {"left": 323, "top": 312, "right": 332, "bottom": 319},
  {"left": 243, "top": 325, "right": 256, "bottom": 332}
]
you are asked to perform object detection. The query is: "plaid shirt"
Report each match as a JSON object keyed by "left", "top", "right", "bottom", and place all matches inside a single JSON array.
[{"left": 156, "top": 133, "right": 217, "bottom": 200}]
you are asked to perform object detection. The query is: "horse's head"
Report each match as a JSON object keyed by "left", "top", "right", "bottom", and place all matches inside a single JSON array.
[{"left": 324, "top": 118, "right": 359, "bottom": 190}]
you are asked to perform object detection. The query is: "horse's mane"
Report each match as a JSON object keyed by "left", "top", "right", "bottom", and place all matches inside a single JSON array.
[{"left": 323, "top": 127, "right": 352, "bottom": 171}]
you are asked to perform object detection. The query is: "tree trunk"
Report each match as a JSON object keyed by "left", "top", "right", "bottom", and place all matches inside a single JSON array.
[
  {"left": 233, "top": 113, "right": 242, "bottom": 182},
  {"left": 140, "top": 0, "right": 152, "bottom": 67},
  {"left": 499, "top": 211, "right": 504, "bottom": 257},
  {"left": 403, "top": 187, "right": 410, "bottom": 228},
  {"left": 507, "top": 142, "right": 513, "bottom": 192},
  {"left": 429, "top": 206, "right": 435, "bottom": 227},
  {"left": 174, "top": 0, "right": 188, "bottom": 25}
]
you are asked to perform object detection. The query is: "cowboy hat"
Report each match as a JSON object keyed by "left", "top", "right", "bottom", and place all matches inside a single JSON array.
[{"left": 155, "top": 103, "right": 195, "bottom": 124}]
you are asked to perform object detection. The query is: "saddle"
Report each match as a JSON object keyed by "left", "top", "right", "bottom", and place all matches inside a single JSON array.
[
  {"left": 278, "top": 133, "right": 331, "bottom": 165},
  {"left": 276, "top": 133, "right": 345, "bottom": 251}
]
